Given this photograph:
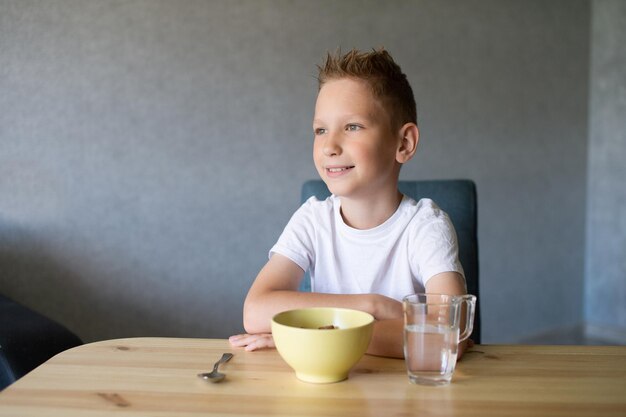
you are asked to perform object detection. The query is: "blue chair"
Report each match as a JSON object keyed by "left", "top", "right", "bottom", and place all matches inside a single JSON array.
[{"left": 298, "top": 179, "right": 481, "bottom": 344}]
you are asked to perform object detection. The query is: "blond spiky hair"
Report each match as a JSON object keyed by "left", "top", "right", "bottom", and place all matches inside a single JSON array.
[{"left": 317, "top": 48, "right": 417, "bottom": 130}]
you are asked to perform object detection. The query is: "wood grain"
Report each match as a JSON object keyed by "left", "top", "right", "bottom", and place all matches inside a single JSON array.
[{"left": 0, "top": 338, "right": 625, "bottom": 416}]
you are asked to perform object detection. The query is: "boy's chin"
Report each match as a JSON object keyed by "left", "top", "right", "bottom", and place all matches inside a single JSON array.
[
  {"left": 321, "top": 176, "right": 377, "bottom": 199},
  {"left": 323, "top": 182, "right": 354, "bottom": 198},
  {"left": 321, "top": 181, "right": 339, "bottom": 197}
]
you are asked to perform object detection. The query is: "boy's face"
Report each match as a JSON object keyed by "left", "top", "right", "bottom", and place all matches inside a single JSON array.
[{"left": 313, "top": 78, "right": 401, "bottom": 200}]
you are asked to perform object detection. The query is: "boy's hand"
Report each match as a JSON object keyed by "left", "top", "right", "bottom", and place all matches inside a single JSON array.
[
  {"left": 229, "top": 333, "right": 275, "bottom": 351},
  {"left": 372, "top": 294, "right": 403, "bottom": 320}
]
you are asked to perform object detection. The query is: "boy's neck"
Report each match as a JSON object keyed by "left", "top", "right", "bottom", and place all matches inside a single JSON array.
[{"left": 338, "top": 189, "right": 404, "bottom": 230}]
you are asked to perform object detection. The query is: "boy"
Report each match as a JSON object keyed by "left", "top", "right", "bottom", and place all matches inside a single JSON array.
[{"left": 230, "top": 48, "right": 468, "bottom": 358}]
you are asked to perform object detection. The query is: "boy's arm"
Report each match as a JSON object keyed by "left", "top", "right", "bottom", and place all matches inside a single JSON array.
[
  {"left": 426, "top": 271, "right": 473, "bottom": 357},
  {"left": 366, "top": 271, "right": 468, "bottom": 358},
  {"left": 243, "top": 253, "right": 402, "bottom": 334},
  {"left": 426, "top": 271, "right": 467, "bottom": 295},
  {"left": 237, "top": 256, "right": 468, "bottom": 359}
]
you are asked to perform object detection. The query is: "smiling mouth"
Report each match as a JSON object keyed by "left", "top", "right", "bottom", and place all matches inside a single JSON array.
[{"left": 327, "top": 166, "right": 354, "bottom": 173}]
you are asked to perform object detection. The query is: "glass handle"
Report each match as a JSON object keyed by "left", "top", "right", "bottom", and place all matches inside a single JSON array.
[{"left": 458, "top": 295, "right": 476, "bottom": 342}]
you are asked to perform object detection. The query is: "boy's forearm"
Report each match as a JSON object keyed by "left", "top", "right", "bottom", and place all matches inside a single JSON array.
[
  {"left": 244, "top": 290, "right": 342, "bottom": 333},
  {"left": 243, "top": 291, "right": 378, "bottom": 334},
  {"left": 244, "top": 292, "right": 406, "bottom": 359},
  {"left": 366, "top": 319, "right": 471, "bottom": 359},
  {"left": 367, "top": 319, "right": 404, "bottom": 358},
  {"left": 243, "top": 291, "right": 401, "bottom": 334}
]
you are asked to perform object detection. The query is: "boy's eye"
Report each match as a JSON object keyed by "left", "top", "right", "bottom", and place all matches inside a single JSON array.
[
  {"left": 314, "top": 128, "right": 327, "bottom": 135},
  {"left": 346, "top": 124, "right": 362, "bottom": 131}
]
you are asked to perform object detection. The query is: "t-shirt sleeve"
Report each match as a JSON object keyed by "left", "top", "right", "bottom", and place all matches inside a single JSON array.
[
  {"left": 269, "top": 198, "right": 317, "bottom": 273},
  {"left": 412, "top": 207, "right": 465, "bottom": 287}
]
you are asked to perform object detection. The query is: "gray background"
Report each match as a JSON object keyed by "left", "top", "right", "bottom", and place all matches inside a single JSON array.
[
  {"left": 586, "top": 0, "right": 626, "bottom": 340},
  {"left": 0, "top": 0, "right": 624, "bottom": 344}
]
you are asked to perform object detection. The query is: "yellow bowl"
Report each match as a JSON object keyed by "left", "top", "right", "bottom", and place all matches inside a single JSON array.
[{"left": 271, "top": 307, "right": 374, "bottom": 383}]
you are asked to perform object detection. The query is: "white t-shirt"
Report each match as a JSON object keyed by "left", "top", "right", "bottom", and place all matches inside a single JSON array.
[{"left": 270, "top": 195, "right": 465, "bottom": 301}]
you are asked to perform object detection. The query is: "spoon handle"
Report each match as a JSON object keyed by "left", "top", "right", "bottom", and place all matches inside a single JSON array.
[{"left": 213, "top": 353, "right": 234, "bottom": 372}]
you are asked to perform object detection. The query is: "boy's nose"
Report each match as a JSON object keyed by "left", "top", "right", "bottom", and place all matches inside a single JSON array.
[{"left": 323, "top": 134, "right": 342, "bottom": 156}]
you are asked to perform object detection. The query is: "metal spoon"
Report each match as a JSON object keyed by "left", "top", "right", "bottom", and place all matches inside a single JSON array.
[{"left": 197, "top": 353, "right": 234, "bottom": 383}]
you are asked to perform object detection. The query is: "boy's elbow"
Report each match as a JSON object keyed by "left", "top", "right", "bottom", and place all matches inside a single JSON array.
[
  {"left": 243, "top": 315, "right": 268, "bottom": 335},
  {"left": 242, "top": 314, "right": 260, "bottom": 334},
  {"left": 243, "top": 299, "right": 269, "bottom": 334}
]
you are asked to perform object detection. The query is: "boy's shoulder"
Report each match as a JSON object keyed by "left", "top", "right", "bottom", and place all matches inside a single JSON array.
[
  {"left": 400, "top": 196, "right": 451, "bottom": 227},
  {"left": 402, "top": 196, "right": 442, "bottom": 213}
]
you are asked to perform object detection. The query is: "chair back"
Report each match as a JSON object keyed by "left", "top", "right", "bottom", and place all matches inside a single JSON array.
[{"left": 299, "top": 179, "right": 481, "bottom": 343}]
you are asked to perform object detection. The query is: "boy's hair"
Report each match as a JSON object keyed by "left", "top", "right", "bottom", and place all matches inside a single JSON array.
[{"left": 317, "top": 48, "right": 417, "bottom": 131}]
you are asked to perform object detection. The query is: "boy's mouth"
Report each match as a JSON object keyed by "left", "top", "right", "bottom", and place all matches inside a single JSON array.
[{"left": 326, "top": 165, "right": 355, "bottom": 176}]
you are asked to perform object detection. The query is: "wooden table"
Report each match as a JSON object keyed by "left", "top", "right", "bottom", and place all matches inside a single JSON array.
[{"left": 0, "top": 338, "right": 625, "bottom": 416}]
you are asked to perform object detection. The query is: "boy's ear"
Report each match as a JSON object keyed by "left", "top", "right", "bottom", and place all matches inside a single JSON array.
[{"left": 396, "top": 123, "right": 419, "bottom": 164}]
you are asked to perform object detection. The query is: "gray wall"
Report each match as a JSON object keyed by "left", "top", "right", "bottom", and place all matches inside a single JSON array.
[
  {"left": 0, "top": 0, "right": 594, "bottom": 343},
  {"left": 585, "top": 0, "right": 626, "bottom": 340}
]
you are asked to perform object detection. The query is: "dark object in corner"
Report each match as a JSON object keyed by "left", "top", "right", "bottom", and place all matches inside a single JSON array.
[{"left": 0, "top": 294, "right": 82, "bottom": 390}]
